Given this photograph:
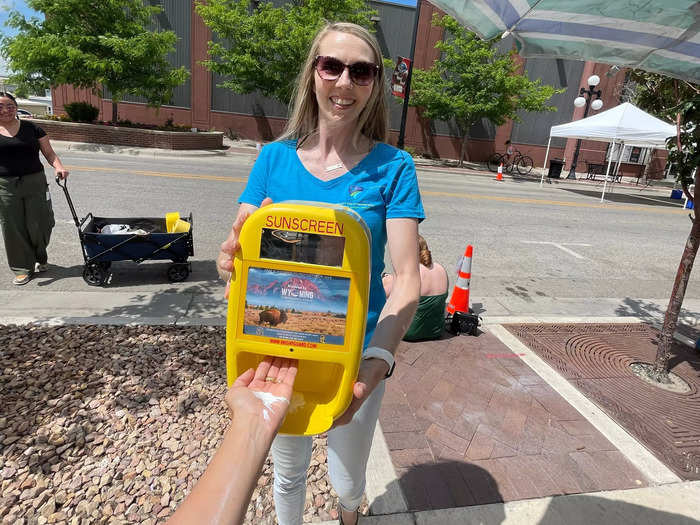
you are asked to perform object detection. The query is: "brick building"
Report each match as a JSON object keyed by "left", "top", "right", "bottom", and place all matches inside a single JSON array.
[{"left": 51, "top": 0, "right": 666, "bottom": 177}]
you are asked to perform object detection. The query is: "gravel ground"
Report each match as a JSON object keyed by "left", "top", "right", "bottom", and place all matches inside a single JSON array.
[{"left": 0, "top": 325, "right": 368, "bottom": 524}]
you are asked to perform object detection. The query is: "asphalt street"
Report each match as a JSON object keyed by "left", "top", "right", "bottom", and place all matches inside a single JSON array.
[{"left": 1, "top": 149, "right": 698, "bottom": 322}]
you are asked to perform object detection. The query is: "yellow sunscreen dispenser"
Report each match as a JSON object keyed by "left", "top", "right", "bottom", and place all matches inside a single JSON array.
[{"left": 226, "top": 202, "right": 371, "bottom": 435}]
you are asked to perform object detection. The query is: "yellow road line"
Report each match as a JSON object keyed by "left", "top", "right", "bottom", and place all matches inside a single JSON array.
[
  {"left": 422, "top": 190, "right": 687, "bottom": 214},
  {"left": 68, "top": 165, "right": 247, "bottom": 183},
  {"left": 69, "top": 165, "right": 685, "bottom": 215}
]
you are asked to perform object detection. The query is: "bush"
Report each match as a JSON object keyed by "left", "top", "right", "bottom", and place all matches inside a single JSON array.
[{"left": 64, "top": 102, "right": 99, "bottom": 123}]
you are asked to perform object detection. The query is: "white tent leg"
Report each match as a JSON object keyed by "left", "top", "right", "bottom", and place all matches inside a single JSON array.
[
  {"left": 600, "top": 140, "right": 617, "bottom": 203},
  {"left": 540, "top": 137, "right": 552, "bottom": 187},
  {"left": 613, "top": 141, "right": 625, "bottom": 184}
]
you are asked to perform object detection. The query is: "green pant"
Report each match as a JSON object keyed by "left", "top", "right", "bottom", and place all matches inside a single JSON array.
[{"left": 0, "top": 171, "right": 55, "bottom": 275}]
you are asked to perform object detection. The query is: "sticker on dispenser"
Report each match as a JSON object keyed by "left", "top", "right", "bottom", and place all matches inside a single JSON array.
[
  {"left": 260, "top": 228, "right": 345, "bottom": 267},
  {"left": 243, "top": 267, "right": 350, "bottom": 345}
]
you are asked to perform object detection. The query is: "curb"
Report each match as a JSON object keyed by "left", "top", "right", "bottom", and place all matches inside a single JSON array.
[
  {"left": 0, "top": 316, "right": 226, "bottom": 327},
  {"left": 1, "top": 314, "right": 695, "bottom": 348},
  {"left": 416, "top": 164, "right": 673, "bottom": 191},
  {"left": 51, "top": 140, "right": 259, "bottom": 159},
  {"left": 317, "top": 481, "right": 700, "bottom": 524}
]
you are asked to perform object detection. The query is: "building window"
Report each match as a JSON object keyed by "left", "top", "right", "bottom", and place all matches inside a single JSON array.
[{"left": 605, "top": 143, "right": 650, "bottom": 165}]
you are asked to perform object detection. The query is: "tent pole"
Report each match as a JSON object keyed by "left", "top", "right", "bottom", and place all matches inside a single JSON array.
[
  {"left": 600, "top": 140, "right": 617, "bottom": 203},
  {"left": 540, "top": 137, "right": 552, "bottom": 187},
  {"left": 613, "top": 141, "right": 625, "bottom": 183}
]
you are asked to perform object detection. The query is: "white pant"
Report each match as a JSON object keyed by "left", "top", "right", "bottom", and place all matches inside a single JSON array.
[{"left": 271, "top": 381, "right": 386, "bottom": 525}]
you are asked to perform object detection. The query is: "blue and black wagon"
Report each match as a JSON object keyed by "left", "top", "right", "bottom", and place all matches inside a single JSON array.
[{"left": 57, "top": 177, "right": 193, "bottom": 286}]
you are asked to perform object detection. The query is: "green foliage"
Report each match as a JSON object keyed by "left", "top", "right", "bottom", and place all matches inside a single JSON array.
[
  {"left": 196, "top": 0, "right": 377, "bottom": 105},
  {"left": 629, "top": 71, "right": 699, "bottom": 189},
  {"left": 408, "top": 14, "right": 561, "bottom": 138},
  {"left": 1, "top": 0, "right": 189, "bottom": 107},
  {"left": 63, "top": 101, "right": 99, "bottom": 123}
]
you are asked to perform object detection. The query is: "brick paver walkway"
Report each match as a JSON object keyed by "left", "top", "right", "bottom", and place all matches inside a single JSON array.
[{"left": 378, "top": 330, "right": 648, "bottom": 512}]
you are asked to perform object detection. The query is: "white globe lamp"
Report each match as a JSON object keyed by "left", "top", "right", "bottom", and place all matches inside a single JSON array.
[
  {"left": 574, "top": 96, "right": 586, "bottom": 108},
  {"left": 591, "top": 99, "right": 604, "bottom": 111}
]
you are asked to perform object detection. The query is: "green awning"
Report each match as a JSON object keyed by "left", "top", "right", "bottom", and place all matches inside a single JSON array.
[{"left": 426, "top": 0, "right": 700, "bottom": 83}]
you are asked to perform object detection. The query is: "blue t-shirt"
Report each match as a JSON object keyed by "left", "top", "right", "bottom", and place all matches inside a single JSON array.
[{"left": 239, "top": 139, "right": 425, "bottom": 347}]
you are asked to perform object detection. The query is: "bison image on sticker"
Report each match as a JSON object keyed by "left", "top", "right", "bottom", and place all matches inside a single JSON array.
[{"left": 258, "top": 308, "right": 288, "bottom": 327}]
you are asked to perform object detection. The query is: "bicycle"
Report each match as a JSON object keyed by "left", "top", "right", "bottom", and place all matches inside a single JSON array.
[{"left": 487, "top": 150, "right": 534, "bottom": 175}]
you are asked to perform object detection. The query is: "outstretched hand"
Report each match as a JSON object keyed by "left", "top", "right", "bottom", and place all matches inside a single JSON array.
[
  {"left": 226, "top": 356, "right": 298, "bottom": 435},
  {"left": 217, "top": 198, "right": 273, "bottom": 298},
  {"left": 332, "top": 357, "right": 388, "bottom": 427}
]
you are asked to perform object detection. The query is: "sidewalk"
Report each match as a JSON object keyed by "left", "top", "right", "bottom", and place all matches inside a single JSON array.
[
  {"left": 0, "top": 286, "right": 700, "bottom": 329},
  {"left": 351, "top": 324, "right": 700, "bottom": 524},
  {"left": 2, "top": 289, "right": 699, "bottom": 523},
  {"left": 1, "top": 288, "right": 698, "bottom": 336}
]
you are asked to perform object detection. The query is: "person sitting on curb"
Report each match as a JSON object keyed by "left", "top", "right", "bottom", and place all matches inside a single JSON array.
[
  {"left": 167, "top": 356, "right": 298, "bottom": 525},
  {"left": 383, "top": 234, "right": 448, "bottom": 341}
]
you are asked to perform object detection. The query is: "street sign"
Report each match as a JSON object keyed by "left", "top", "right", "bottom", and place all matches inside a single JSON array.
[{"left": 391, "top": 56, "right": 411, "bottom": 99}]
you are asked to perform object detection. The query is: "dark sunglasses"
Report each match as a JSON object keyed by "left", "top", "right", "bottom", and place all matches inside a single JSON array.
[{"left": 313, "top": 55, "right": 379, "bottom": 86}]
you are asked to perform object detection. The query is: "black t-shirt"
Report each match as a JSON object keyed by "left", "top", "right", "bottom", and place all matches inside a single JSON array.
[{"left": 0, "top": 120, "right": 47, "bottom": 177}]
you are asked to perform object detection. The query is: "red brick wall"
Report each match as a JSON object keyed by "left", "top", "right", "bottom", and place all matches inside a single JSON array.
[
  {"left": 35, "top": 119, "right": 223, "bottom": 150},
  {"left": 210, "top": 111, "right": 288, "bottom": 142}
]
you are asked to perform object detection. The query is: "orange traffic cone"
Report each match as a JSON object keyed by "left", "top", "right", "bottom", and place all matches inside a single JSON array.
[
  {"left": 497, "top": 163, "right": 503, "bottom": 182},
  {"left": 447, "top": 245, "right": 473, "bottom": 315}
]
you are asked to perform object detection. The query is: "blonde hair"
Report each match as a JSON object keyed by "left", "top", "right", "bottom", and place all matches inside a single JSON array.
[
  {"left": 418, "top": 235, "right": 432, "bottom": 267},
  {"left": 279, "top": 22, "right": 388, "bottom": 145}
]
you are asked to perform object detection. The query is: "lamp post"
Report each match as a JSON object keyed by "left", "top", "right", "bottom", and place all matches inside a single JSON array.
[
  {"left": 566, "top": 74, "right": 603, "bottom": 179},
  {"left": 396, "top": 0, "right": 421, "bottom": 150}
]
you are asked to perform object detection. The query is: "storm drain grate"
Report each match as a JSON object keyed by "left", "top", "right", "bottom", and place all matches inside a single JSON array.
[{"left": 504, "top": 323, "right": 700, "bottom": 480}]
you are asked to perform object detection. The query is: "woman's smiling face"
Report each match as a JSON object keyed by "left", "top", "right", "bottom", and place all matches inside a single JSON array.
[
  {"left": 0, "top": 96, "right": 17, "bottom": 124},
  {"left": 313, "top": 31, "right": 376, "bottom": 130}
]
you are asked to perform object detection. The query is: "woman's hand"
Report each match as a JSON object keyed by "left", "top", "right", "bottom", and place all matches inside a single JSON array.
[
  {"left": 55, "top": 168, "right": 69, "bottom": 180},
  {"left": 217, "top": 198, "right": 273, "bottom": 298},
  {"left": 332, "top": 357, "right": 388, "bottom": 427},
  {"left": 167, "top": 356, "right": 297, "bottom": 525},
  {"left": 226, "top": 356, "right": 298, "bottom": 436}
]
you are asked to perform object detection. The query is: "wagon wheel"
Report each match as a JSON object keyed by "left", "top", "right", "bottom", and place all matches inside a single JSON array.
[
  {"left": 83, "top": 263, "right": 107, "bottom": 286},
  {"left": 167, "top": 263, "right": 189, "bottom": 282}
]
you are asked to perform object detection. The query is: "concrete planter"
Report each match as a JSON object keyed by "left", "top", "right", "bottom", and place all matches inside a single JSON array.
[{"left": 34, "top": 119, "right": 224, "bottom": 150}]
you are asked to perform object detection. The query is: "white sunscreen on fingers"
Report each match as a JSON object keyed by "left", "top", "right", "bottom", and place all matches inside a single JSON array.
[{"left": 252, "top": 391, "right": 289, "bottom": 422}]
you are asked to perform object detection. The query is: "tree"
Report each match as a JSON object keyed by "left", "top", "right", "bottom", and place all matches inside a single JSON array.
[
  {"left": 408, "top": 14, "right": 561, "bottom": 167},
  {"left": 630, "top": 72, "right": 700, "bottom": 381},
  {"left": 195, "top": 0, "right": 376, "bottom": 107},
  {"left": 1, "top": 0, "right": 189, "bottom": 123}
]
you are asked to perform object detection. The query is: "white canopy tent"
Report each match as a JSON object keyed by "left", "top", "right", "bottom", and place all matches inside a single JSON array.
[{"left": 539, "top": 102, "right": 677, "bottom": 202}]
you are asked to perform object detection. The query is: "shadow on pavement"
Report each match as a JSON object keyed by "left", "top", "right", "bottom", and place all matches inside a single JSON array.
[
  {"left": 34, "top": 263, "right": 83, "bottom": 285},
  {"left": 373, "top": 461, "right": 698, "bottom": 524},
  {"left": 536, "top": 494, "right": 700, "bottom": 525},
  {"left": 34, "top": 259, "right": 221, "bottom": 291},
  {"left": 559, "top": 187, "right": 681, "bottom": 207},
  {"left": 615, "top": 297, "right": 700, "bottom": 340},
  {"left": 373, "top": 461, "right": 505, "bottom": 516},
  {"left": 100, "top": 259, "right": 220, "bottom": 290}
]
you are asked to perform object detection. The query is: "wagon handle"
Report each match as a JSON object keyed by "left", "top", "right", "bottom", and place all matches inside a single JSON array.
[{"left": 56, "top": 176, "right": 81, "bottom": 228}]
